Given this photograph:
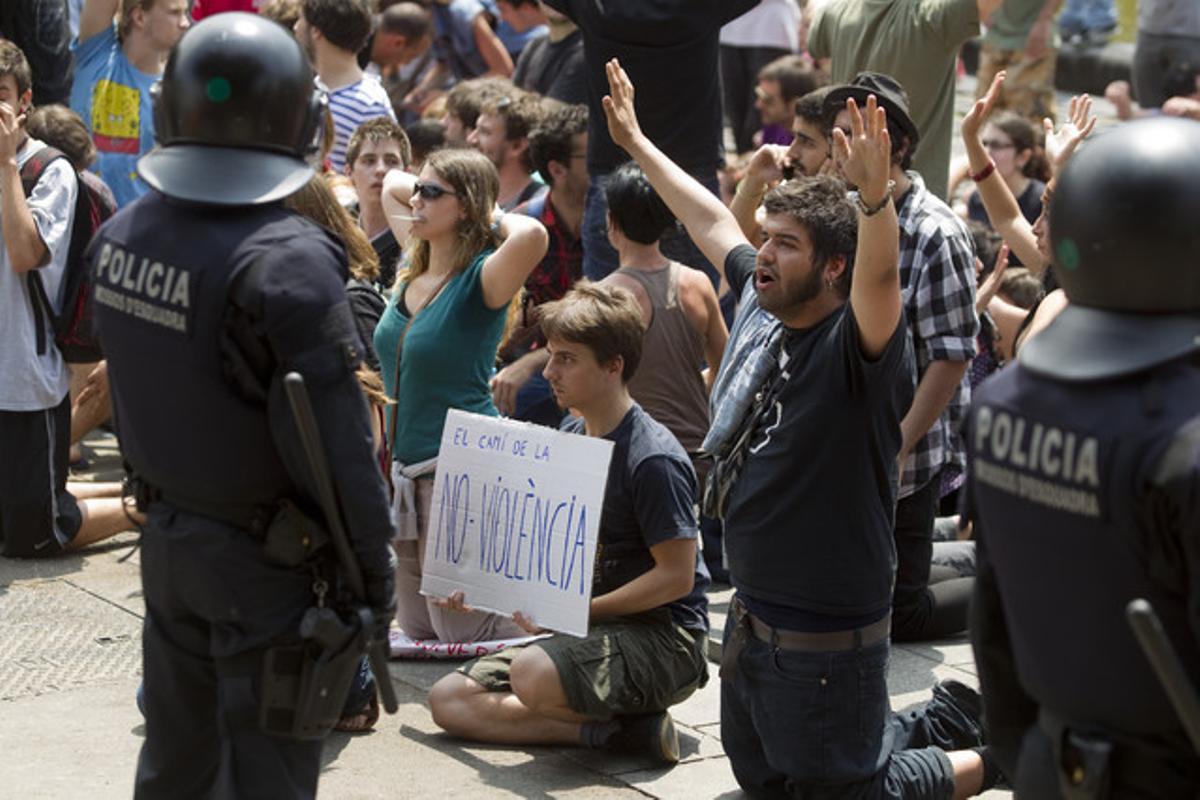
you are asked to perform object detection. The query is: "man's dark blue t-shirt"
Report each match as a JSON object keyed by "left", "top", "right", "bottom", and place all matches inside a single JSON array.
[
  {"left": 721, "top": 244, "right": 915, "bottom": 627},
  {"left": 565, "top": 403, "right": 709, "bottom": 632}
]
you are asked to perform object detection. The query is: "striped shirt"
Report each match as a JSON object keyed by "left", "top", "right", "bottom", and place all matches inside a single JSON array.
[{"left": 321, "top": 75, "right": 396, "bottom": 173}]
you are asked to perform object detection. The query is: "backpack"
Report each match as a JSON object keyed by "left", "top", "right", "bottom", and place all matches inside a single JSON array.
[{"left": 19, "top": 146, "right": 114, "bottom": 363}]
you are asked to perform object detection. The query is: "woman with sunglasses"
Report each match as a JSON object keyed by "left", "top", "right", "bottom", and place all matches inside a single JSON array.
[{"left": 377, "top": 147, "right": 549, "bottom": 644}]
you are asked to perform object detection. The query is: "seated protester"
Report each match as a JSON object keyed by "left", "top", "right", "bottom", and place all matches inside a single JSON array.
[
  {"left": 24, "top": 104, "right": 119, "bottom": 457},
  {"left": 512, "top": 2, "right": 586, "bottom": 105},
  {"left": 492, "top": 102, "right": 588, "bottom": 427},
  {"left": 70, "top": 0, "right": 190, "bottom": 208},
  {"left": 429, "top": 282, "right": 710, "bottom": 765},
  {"left": 467, "top": 88, "right": 547, "bottom": 210},
  {"left": 295, "top": 0, "right": 397, "bottom": 173},
  {"left": 752, "top": 55, "right": 824, "bottom": 150},
  {"left": 405, "top": 0, "right": 513, "bottom": 110},
  {"left": 344, "top": 116, "right": 414, "bottom": 289},
  {"left": 283, "top": 176, "right": 388, "bottom": 372},
  {"left": 0, "top": 41, "right": 135, "bottom": 558},
  {"left": 600, "top": 162, "right": 729, "bottom": 581},
  {"left": 404, "top": 117, "right": 446, "bottom": 170},
  {"left": 439, "top": 75, "right": 514, "bottom": 145},
  {"left": 489, "top": 0, "right": 547, "bottom": 62},
  {"left": 963, "top": 112, "right": 1048, "bottom": 261},
  {"left": 359, "top": 2, "right": 436, "bottom": 125}
]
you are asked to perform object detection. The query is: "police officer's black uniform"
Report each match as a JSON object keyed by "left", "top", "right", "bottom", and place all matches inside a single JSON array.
[
  {"left": 966, "top": 117, "right": 1200, "bottom": 798},
  {"left": 91, "top": 15, "right": 396, "bottom": 798}
]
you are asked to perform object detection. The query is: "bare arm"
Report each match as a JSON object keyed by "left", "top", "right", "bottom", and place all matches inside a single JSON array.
[
  {"left": 833, "top": 96, "right": 902, "bottom": 360},
  {"left": 700, "top": 282, "right": 728, "bottom": 394},
  {"left": 472, "top": 12, "right": 514, "bottom": 77},
  {"left": 730, "top": 145, "right": 788, "bottom": 243},
  {"left": 480, "top": 212, "right": 549, "bottom": 310},
  {"left": 490, "top": 347, "right": 550, "bottom": 416},
  {"left": 1023, "top": 0, "right": 1062, "bottom": 60},
  {"left": 590, "top": 539, "right": 696, "bottom": 620},
  {"left": 900, "top": 359, "right": 970, "bottom": 461},
  {"left": 962, "top": 72, "right": 1044, "bottom": 270},
  {"left": 1, "top": 105, "right": 49, "bottom": 273},
  {"left": 79, "top": 0, "right": 120, "bottom": 43},
  {"left": 602, "top": 59, "right": 748, "bottom": 283},
  {"left": 380, "top": 168, "right": 417, "bottom": 245}
]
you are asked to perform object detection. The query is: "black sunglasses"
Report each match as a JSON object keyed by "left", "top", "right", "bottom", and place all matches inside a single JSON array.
[{"left": 413, "top": 182, "right": 456, "bottom": 200}]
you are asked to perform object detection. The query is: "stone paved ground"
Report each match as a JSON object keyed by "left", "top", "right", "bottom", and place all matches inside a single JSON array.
[
  {"left": 0, "top": 430, "right": 1003, "bottom": 800},
  {"left": 1, "top": 76, "right": 1123, "bottom": 800}
]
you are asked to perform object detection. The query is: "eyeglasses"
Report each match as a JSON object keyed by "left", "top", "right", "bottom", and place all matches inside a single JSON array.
[
  {"left": 982, "top": 139, "right": 1016, "bottom": 152},
  {"left": 412, "top": 182, "right": 456, "bottom": 200}
]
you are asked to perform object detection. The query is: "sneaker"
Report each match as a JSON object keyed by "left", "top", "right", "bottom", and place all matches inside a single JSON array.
[{"left": 611, "top": 711, "right": 680, "bottom": 765}]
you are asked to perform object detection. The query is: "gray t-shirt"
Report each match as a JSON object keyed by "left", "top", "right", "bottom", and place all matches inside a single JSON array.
[
  {"left": 1139, "top": 0, "right": 1200, "bottom": 37},
  {"left": 0, "top": 137, "right": 77, "bottom": 411}
]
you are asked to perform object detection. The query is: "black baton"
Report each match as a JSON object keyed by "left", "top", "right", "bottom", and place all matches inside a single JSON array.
[
  {"left": 284, "top": 371, "right": 399, "bottom": 715},
  {"left": 1126, "top": 597, "right": 1200, "bottom": 754}
]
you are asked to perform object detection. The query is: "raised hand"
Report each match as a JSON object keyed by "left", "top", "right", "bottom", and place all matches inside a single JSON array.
[
  {"left": 975, "top": 243, "right": 1010, "bottom": 315},
  {"left": 832, "top": 95, "right": 891, "bottom": 206},
  {"left": 602, "top": 58, "right": 643, "bottom": 152},
  {"left": 1045, "top": 93, "right": 1098, "bottom": 176},
  {"left": 963, "top": 71, "right": 1005, "bottom": 144},
  {"left": 0, "top": 100, "right": 26, "bottom": 164},
  {"left": 744, "top": 143, "right": 791, "bottom": 187}
]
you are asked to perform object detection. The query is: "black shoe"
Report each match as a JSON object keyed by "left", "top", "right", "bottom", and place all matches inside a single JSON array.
[{"left": 611, "top": 711, "right": 680, "bottom": 765}]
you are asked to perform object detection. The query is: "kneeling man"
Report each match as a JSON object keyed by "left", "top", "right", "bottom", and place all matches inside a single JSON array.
[{"left": 429, "top": 282, "right": 710, "bottom": 765}]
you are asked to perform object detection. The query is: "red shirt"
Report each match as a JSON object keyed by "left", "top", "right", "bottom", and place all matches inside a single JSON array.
[{"left": 190, "top": 0, "right": 262, "bottom": 21}]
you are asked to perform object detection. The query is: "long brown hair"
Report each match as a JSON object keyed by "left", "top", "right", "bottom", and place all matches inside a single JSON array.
[
  {"left": 284, "top": 176, "right": 381, "bottom": 283},
  {"left": 398, "top": 148, "right": 501, "bottom": 290}
]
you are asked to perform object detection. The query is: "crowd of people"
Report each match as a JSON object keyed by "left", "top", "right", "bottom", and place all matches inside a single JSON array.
[{"left": 2, "top": 0, "right": 1199, "bottom": 798}]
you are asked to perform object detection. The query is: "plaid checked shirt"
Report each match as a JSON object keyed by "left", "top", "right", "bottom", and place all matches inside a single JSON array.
[{"left": 894, "top": 172, "right": 979, "bottom": 498}]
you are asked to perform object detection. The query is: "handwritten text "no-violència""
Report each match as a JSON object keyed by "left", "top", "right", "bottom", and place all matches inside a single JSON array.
[{"left": 430, "top": 472, "right": 591, "bottom": 596}]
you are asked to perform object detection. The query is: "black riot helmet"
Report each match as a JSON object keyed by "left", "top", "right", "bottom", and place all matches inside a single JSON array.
[
  {"left": 138, "top": 12, "right": 325, "bottom": 206},
  {"left": 1022, "top": 117, "right": 1200, "bottom": 381}
]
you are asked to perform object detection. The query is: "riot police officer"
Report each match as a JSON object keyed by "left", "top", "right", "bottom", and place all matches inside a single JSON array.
[
  {"left": 91, "top": 14, "right": 396, "bottom": 798},
  {"left": 967, "top": 116, "right": 1200, "bottom": 797}
]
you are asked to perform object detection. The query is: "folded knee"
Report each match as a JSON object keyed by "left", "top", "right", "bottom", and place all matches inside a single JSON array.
[
  {"left": 509, "top": 650, "right": 559, "bottom": 714},
  {"left": 428, "top": 674, "right": 475, "bottom": 736}
]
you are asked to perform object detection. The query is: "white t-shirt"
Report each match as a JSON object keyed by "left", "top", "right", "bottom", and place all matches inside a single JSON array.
[
  {"left": 321, "top": 74, "right": 397, "bottom": 173},
  {"left": 719, "top": 0, "right": 802, "bottom": 51},
  {"left": 0, "top": 137, "right": 78, "bottom": 411}
]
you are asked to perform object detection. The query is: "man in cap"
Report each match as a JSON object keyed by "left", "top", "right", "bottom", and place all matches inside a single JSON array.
[
  {"left": 967, "top": 116, "right": 1200, "bottom": 795},
  {"left": 90, "top": 13, "right": 397, "bottom": 797},
  {"left": 827, "top": 73, "right": 978, "bottom": 645}
]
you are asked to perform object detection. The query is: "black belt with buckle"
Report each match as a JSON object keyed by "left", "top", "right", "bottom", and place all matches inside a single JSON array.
[{"left": 742, "top": 598, "right": 891, "bottom": 652}]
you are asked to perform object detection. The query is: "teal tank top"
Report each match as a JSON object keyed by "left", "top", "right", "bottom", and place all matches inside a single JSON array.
[{"left": 373, "top": 250, "right": 505, "bottom": 463}]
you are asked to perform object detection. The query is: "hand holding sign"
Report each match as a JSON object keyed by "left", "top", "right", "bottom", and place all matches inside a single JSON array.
[{"left": 420, "top": 410, "right": 614, "bottom": 637}]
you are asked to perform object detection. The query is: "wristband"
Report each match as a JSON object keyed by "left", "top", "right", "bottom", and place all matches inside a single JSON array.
[
  {"left": 971, "top": 160, "right": 997, "bottom": 183},
  {"left": 857, "top": 180, "right": 896, "bottom": 217}
]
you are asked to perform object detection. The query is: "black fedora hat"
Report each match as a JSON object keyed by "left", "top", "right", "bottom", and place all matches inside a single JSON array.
[{"left": 824, "top": 72, "right": 921, "bottom": 150}]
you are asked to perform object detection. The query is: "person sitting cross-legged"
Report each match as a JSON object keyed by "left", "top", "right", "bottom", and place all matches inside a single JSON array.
[{"left": 428, "top": 281, "right": 711, "bottom": 765}]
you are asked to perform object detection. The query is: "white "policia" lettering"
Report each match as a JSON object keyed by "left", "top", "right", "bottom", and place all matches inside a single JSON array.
[
  {"left": 96, "top": 242, "right": 191, "bottom": 309},
  {"left": 974, "top": 406, "right": 1100, "bottom": 488}
]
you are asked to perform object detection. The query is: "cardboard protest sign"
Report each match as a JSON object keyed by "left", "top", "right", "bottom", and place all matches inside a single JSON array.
[{"left": 420, "top": 410, "right": 614, "bottom": 637}]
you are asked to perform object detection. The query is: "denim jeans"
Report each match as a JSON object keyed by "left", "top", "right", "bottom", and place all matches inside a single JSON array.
[
  {"left": 582, "top": 171, "right": 722, "bottom": 289},
  {"left": 1059, "top": 0, "right": 1116, "bottom": 35},
  {"left": 720, "top": 608, "right": 982, "bottom": 798}
]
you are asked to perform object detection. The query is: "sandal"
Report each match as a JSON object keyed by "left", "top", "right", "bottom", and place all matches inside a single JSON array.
[{"left": 334, "top": 689, "right": 379, "bottom": 734}]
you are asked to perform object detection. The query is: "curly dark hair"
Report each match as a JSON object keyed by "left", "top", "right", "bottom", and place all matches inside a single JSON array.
[
  {"left": 762, "top": 174, "right": 858, "bottom": 299},
  {"left": 529, "top": 102, "right": 587, "bottom": 186}
]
